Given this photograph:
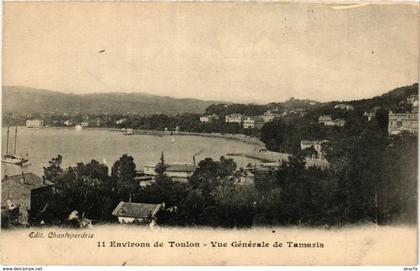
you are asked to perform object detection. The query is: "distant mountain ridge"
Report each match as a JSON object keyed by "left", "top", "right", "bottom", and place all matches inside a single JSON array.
[
  {"left": 3, "top": 84, "right": 418, "bottom": 116},
  {"left": 2, "top": 86, "right": 224, "bottom": 115}
]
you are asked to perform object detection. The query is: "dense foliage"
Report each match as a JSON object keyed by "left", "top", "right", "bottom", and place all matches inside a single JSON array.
[
  {"left": 35, "top": 128, "right": 416, "bottom": 227},
  {"left": 5, "top": 83, "right": 417, "bottom": 228}
]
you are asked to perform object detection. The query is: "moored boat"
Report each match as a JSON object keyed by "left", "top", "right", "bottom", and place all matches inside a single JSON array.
[{"left": 2, "top": 126, "right": 29, "bottom": 165}]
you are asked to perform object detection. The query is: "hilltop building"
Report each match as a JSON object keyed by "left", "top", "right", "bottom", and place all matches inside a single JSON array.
[
  {"left": 260, "top": 111, "right": 280, "bottom": 122},
  {"left": 200, "top": 114, "right": 219, "bottom": 123},
  {"left": 388, "top": 111, "right": 418, "bottom": 135},
  {"left": 26, "top": 119, "right": 44, "bottom": 128},
  {"left": 407, "top": 95, "right": 418, "bottom": 105},
  {"left": 363, "top": 106, "right": 381, "bottom": 121},
  {"left": 1, "top": 173, "right": 53, "bottom": 225},
  {"left": 334, "top": 104, "right": 354, "bottom": 111},
  {"left": 364, "top": 111, "right": 376, "bottom": 121},
  {"left": 318, "top": 115, "right": 345, "bottom": 127},
  {"left": 300, "top": 140, "right": 328, "bottom": 159}
]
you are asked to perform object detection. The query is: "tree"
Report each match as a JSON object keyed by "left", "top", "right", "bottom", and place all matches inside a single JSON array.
[
  {"left": 111, "top": 154, "right": 137, "bottom": 202},
  {"left": 43, "top": 155, "right": 64, "bottom": 183},
  {"left": 43, "top": 160, "right": 114, "bottom": 224},
  {"left": 155, "top": 152, "right": 167, "bottom": 175},
  {"left": 189, "top": 157, "right": 236, "bottom": 193}
]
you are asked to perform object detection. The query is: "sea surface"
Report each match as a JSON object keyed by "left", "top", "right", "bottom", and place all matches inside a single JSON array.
[{"left": 2, "top": 127, "right": 259, "bottom": 177}]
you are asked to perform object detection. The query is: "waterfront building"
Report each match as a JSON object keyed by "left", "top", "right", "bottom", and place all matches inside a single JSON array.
[
  {"left": 112, "top": 201, "right": 163, "bottom": 224},
  {"left": 143, "top": 162, "right": 197, "bottom": 182},
  {"left": 388, "top": 111, "right": 418, "bottom": 135},
  {"left": 200, "top": 114, "right": 219, "bottom": 123},
  {"left": 225, "top": 113, "right": 244, "bottom": 124},
  {"left": 89, "top": 119, "right": 102, "bottom": 127},
  {"left": 243, "top": 117, "right": 265, "bottom": 129},
  {"left": 64, "top": 120, "right": 73, "bottom": 126},
  {"left": 116, "top": 118, "right": 127, "bottom": 125},
  {"left": 25, "top": 119, "right": 44, "bottom": 128}
]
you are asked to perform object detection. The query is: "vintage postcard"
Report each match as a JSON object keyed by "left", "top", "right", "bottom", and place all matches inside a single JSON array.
[{"left": 0, "top": 1, "right": 418, "bottom": 267}]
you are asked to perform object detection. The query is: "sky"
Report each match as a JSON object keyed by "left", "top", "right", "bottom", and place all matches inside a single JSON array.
[{"left": 3, "top": 2, "right": 419, "bottom": 104}]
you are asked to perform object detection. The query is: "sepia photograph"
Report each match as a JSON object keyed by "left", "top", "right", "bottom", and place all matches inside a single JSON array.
[{"left": 0, "top": 1, "right": 418, "bottom": 267}]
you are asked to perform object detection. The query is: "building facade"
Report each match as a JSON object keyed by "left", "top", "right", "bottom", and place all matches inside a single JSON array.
[
  {"left": 64, "top": 120, "right": 73, "bottom": 126},
  {"left": 388, "top": 112, "right": 418, "bottom": 135},
  {"left": 260, "top": 111, "right": 280, "bottom": 123},
  {"left": 143, "top": 163, "right": 197, "bottom": 182},
  {"left": 300, "top": 140, "right": 328, "bottom": 159},
  {"left": 26, "top": 119, "right": 44, "bottom": 128},
  {"left": 334, "top": 104, "right": 354, "bottom": 110},
  {"left": 225, "top": 113, "right": 244, "bottom": 124},
  {"left": 243, "top": 117, "right": 265, "bottom": 129},
  {"left": 318, "top": 115, "right": 345, "bottom": 127},
  {"left": 199, "top": 114, "right": 219, "bottom": 123},
  {"left": 112, "top": 202, "right": 163, "bottom": 224}
]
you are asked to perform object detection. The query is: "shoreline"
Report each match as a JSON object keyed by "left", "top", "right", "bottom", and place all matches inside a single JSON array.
[{"left": 22, "top": 126, "right": 267, "bottom": 149}]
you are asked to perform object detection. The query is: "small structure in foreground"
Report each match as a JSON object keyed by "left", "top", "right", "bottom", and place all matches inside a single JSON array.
[
  {"left": 112, "top": 202, "right": 164, "bottom": 224},
  {"left": 1, "top": 172, "right": 53, "bottom": 225}
]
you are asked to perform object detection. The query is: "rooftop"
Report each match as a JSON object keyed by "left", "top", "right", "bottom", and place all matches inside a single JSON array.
[
  {"left": 112, "top": 202, "right": 162, "bottom": 218},
  {"left": 166, "top": 164, "right": 197, "bottom": 172},
  {"left": 2, "top": 172, "right": 52, "bottom": 190},
  {"left": 144, "top": 163, "right": 197, "bottom": 172}
]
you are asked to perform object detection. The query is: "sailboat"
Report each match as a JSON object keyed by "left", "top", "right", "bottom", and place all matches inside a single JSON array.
[{"left": 2, "top": 126, "right": 29, "bottom": 165}]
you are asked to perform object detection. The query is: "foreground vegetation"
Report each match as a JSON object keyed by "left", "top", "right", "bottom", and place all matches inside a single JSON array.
[
  {"left": 3, "top": 128, "right": 415, "bottom": 228},
  {"left": 2, "top": 83, "right": 418, "bottom": 228}
]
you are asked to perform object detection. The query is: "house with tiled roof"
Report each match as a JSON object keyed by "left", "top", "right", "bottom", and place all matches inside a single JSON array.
[
  {"left": 112, "top": 201, "right": 163, "bottom": 224},
  {"left": 1, "top": 173, "right": 53, "bottom": 224}
]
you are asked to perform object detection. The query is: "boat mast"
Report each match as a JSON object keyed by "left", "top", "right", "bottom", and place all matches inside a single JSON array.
[
  {"left": 14, "top": 126, "right": 17, "bottom": 154},
  {"left": 5, "top": 126, "right": 10, "bottom": 155}
]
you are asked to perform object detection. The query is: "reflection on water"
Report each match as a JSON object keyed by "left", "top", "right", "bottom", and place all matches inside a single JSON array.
[{"left": 2, "top": 127, "right": 259, "bottom": 178}]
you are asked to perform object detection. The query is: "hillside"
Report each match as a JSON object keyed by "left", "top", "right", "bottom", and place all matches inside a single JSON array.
[
  {"left": 2, "top": 86, "right": 223, "bottom": 115},
  {"left": 328, "top": 83, "right": 419, "bottom": 110}
]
